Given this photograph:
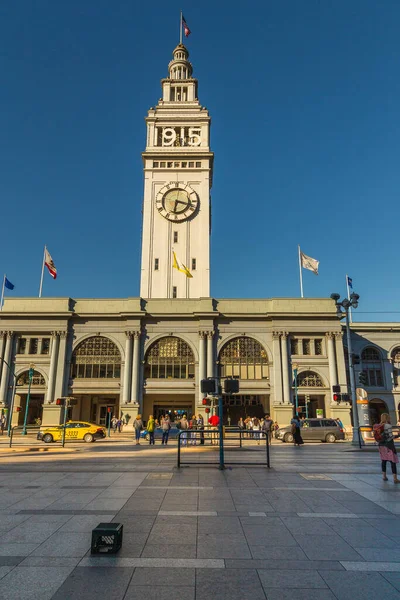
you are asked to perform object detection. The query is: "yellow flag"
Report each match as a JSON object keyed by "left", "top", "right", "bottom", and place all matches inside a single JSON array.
[{"left": 173, "top": 252, "right": 193, "bottom": 278}]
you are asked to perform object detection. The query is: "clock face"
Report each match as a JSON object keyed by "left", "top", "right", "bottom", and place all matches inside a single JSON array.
[{"left": 156, "top": 183, "right": 199, "bottom": 221}]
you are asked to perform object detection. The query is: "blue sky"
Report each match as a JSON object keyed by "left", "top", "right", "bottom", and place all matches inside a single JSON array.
[{"left": 0, "top": 1, "right": 399, "bottom": 321}]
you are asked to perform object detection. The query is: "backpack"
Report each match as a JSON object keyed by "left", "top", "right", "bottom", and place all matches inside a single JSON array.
[
  {"left": 373, "top": 424, "right": 386, "bottom": 443},
  {"left": 147, "top": 420, "right": 155, "bottom": 433}
]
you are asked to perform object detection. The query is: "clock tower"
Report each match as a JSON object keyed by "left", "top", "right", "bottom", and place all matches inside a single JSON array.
[{"left": 140, "top": 44, "right": 213, "bottom": 299}]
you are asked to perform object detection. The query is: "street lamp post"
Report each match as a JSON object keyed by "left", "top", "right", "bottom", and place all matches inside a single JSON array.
[
  {"left": 21, "top": 364, "right": 35, "bottom": 436},
  {"left": 330, "top": 292, "right": 361, "bottom": 446},
  {"left": 293, "top": 363, "right": 299, "bottom": 417}
]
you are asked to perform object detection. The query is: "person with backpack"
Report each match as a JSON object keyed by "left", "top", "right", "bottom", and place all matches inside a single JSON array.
[
  {"left": 290, "top": 415, "right": 304, "bottom": 446},
  {"left": 373, "top": 413, "right": 400, "bottom": 483},
  {"left": 161, "top": 414, "right": 171, "bottom": 445},
  {"left": 134, "top": 414, "right": 143, "bottom": 445},
  {"left": 147, "top": 414, "right": 156, "bottom": 445}
]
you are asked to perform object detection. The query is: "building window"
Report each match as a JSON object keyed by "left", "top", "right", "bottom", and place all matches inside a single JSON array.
[
  {"left": 192, "top": 258, "right": 196, "bottom": 270},
  {"left": 182, "top": 162, "right": 187, "bottom": 167},
  {"left": 188, "top": 161, "right": 194, "bottom": 167},
  {"left": 167, "top": 162, "right": 173, "bottom": 168},
  {"left": 172, "top": 286, "right": 177, "bottom": 298},
  {"left": 29, "top": 338, "right": 38, "bottom": 354},
  {"left": 174, "top": 162, "right": 180, "bottom": 168},
  {"left": 361, "top": 346, "right": 383, "bottom": 388},
  {"left": 302, "top": 339, "right": 311, "bottom": 355},
  {"left": 154, "top": 258, "right": 159, "bottom": 271},
  {"left": 153, "top": 161, "right": 159, "bottom": 167},
  {"left": 173, "top": 231, "right": 178, "bottom": 243},
  {"left": 71, "top": 336, "right": 121, "bottom": 379},
  {"left": 196, "top": 161, "right": 201, "bottom": 167},
  {"left": 144, "top": 336, "right": 195, "bottom": 379},
  {"left": 160, "top": 162, "right": 166, "bottom": 168},
  {"left": 315, "top": 339, "right": 323, "bottom": 355},
  {"left": 18, "top": 338, "right": 27, "bottom": 354},
  {"left": 290, "top": 338, "right": 298, "bottom": 355},
  {"left": 17, "top": 370, "right": 45, "bottom": 386},
  {"left": 41, "top": 338, "right": 50, "bottom": 355},
  {"left": 297, "top": 371, "right": 324, "bottom": 387},
  {"left": 219, "top": 337, "right": 269, "bottom": 380}
]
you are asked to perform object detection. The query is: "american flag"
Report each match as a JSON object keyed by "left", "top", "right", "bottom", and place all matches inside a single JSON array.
[{"left": 182, "top": 14, "right": 191, "bottom": 37}]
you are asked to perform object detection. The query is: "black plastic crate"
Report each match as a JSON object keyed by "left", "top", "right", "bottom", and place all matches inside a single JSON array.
[{"left": 91, "top": 522, "right": 123, "bottom": 554}]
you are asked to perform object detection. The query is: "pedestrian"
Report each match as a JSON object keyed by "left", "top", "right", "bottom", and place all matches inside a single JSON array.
[
  {"left": 197, "top": 413, "right": 204, "bottom": 445},
  {"left": 374, "top": 413, "right": 400, "bottom": 483},
  {"left": 262, "top": 414, "right": 274, "bottom": 444},
  {"left": 227, "top": 415, "right": 231, "bottom": 427},
  {"left": 189, "top": 414, "right": 198, "bottom": 445},
  {"left": 208, "top": 413, "right": 220, "bottom": 445},
  {"left": 273, "top": 421, "right": 279, "bottom": 438},
  {"left": 0, "top": 414, "right": 5, "bottom": 435},
  {"left": 161, "top": 414, "right": 171, "bottom": 445},
  {"left": 111, "top": 415, "right": 118, "bottom": 433},
  {"left": 238, "top": 417, "right": 244, "bottom": 430},
  {"left": 134, "top": 414, "right": 143, "bottom": 445},
  {"left": 290, "top": 414, "right": 304, "bottom": 446},
  {"left": 180, "top": 415, "right": 189, "bottom": 445},
  {"left": 245, "top": 417, "right": 252, "bottom": 438},
  {"left": 147, "top": 415, "right": 156, "bottom": 445},
  {"left": 253, "top": 417, "right": 261, "bottom": 444},
  {"left": 117, "top": 417, "right": 123, "bottom": 433}
]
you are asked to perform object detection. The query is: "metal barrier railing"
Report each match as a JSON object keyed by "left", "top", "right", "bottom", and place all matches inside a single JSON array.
[
  {"left": 357, "top": 425, "right": 400, "bottom": 449},
  {"left": 177, "top": 427, "right": 271, "bottom": 469},
  {"left": 9, "top": 425, "right": 70, "bottom": 448}
]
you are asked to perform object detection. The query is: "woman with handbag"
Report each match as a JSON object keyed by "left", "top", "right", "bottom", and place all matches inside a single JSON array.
[
  {"left": 290, "top": 415, "right": 304, "bottom": 447},
  {"left": 374, "top": 413, "right": 400, "bottom": 483}
]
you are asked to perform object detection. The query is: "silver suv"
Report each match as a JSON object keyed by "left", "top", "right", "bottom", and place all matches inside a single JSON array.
[{"left": 276, "top": 418, "right": 345, "bottom": 443}]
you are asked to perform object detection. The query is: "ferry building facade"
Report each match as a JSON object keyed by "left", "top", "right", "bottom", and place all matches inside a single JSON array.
[{"left": 1, "top": 44, "right": 399, "bottom": 430}]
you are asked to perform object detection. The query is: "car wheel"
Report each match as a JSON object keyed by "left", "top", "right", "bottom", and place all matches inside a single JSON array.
[
  {"left": 43, "top": 433, "right": 53, "bottom": 444},
  {"left": 145, "top": 433, "right": 150, "bottom": 441},
  {"left": 84, "top": 433, "right": 94, "bottom": 443},
  {"left": 325, "top": 433, "right": 336, "bottom": 443},
  {"left": 284, "top": 433, "right": 294, "bottom": 443}
]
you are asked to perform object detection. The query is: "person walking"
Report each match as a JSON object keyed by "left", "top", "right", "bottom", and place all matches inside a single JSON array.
[
  {"left": 134, "top": 414, "right": 143, "bottom": 445},
  {"left": 161, "top": 414, "right": 171, "bottom": 445},
  {"left": 111, "top": 415, "right": 118, "bottom": 433},
  {"left": 290, "top": 414, "right": 304, "bottom": 446},
  {"left": 273, "top": 421, "right": 279, "bottom": 438},
  {"left": 253, "top": 417, "right": 261, "bottom": 444},
  {"left": 117, "top": 417, "right": 123, "bottom": 433},
  {"left": 180, "top": 415, "right": 189, "bottom": 446},
  {"left": 262, "top": 414, "right": 274, "bottom": 444},
  {"left": 208, "top": 413, "right": 220, "bottom": 445},
  {"left": 197, "top": 413, "right": 204, "bottom": 445},
  {"left": 147, "top": 415, "right": 156, "bottom": 445},
  {"left": 190, "top": 414, "right": 198, "bottom": 446},
  {"left": 0, "top": 414, "right": 5, "bottom": 435},
  {"left": 374, "top": 413, "right": 400, "bottom": 483}
]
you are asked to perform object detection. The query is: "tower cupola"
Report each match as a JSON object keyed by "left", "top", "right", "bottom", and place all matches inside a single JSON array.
[
  {"left": 162, "top": 44, "right": 197, "bottom": 102},
  {"left": 168, "top": 44, "right": 193, "bottom": 80}
]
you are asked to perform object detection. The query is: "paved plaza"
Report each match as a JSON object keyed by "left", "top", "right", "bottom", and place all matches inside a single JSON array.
[{"left": 0, "top": 442, "right": 400, "bottom": 598}]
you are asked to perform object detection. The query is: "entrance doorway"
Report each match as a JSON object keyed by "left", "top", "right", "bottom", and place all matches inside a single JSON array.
[
  {"left": 297, "top": 395, "right": 325, "bottom": 418},
  {"left": 98, "top": 405, "right": 115, "bottom": 428},
  {"left": 370, "top": 399, "right": 388, "bottom": 425},
  {"left": 222, "top": 395, "right": 269, "bottom": 425},
  {"left": 19, "top": 394, "right": 45, "bottom": 425},
  {"left": 153, "top": 404, "right": 193, "bottom": 423}
]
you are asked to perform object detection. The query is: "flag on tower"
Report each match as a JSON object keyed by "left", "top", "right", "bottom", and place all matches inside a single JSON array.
[
  {"left": 300, "top": 250, "right": 319, "bottom": 275},
  {"left": 182, "top": 14, "right": 191, "bottom": 37},
  {"left": 0, "top": 275, "right": 14, "bottom": 311},
  {"left": 173, "top": 252, "right": 193, "bottom": 278},
  {"left": 44, "top": 247, "right": 57, "bottom": 279}
]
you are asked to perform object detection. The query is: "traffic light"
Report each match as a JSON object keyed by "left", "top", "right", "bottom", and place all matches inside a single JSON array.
[
  {"left": 333, "top": 393, "right": 342, "bottom": 403},
  {"left": 56, "top": 398, "right": 65, "bottom": 406},
  {"left": 224, "top": 378, "right": 239, "bottom": 394},
  {"left": 358, "top": 371, "right": 368, "bottom": 386},
  {"left": 16, "top": 407, "right": 22, "bottom": 412},
  {"left": 352, "top": 354, "right": 360, "bottom": 365},
  {"left": 205, "top": 407, "right": 210, "bottom": 414},
  {"left": 332, "top": 385, "right": 340, "bottom": 394},
  {"left": 200, "top": 379, "right": 218, "bottom": 394},
  {"left": 202, "top": 398, "right": 209, "bottom": 406},
  {"left": 342, "top": 393, "right": 350, "bottom": 402}
]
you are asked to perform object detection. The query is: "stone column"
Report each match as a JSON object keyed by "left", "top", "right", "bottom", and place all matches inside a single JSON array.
[
  {"left": 207, "top": 331, "right": 214, "bottom": 378},
  {"left": 281, "top": 332, "right": 290, "bottom": 404},
  {"left": 272, "top": 332, "right": 283, "bottom": 404},
  {"left": 199, "top": 332, "right": 206, "bottom": 403},
  {"left": 54, "top": 331, "right": 68, "bottom": 400},
  {"left": 46, "top": 333, "right": 60, "bottom": 403},
  {"left": 122, "top": 332, "right": 133, "bottom": 404},
  {"left": 334, "top": 332, "right": 347, "bottom": 387},
  {"left": 326, "top": 333, "right": 338, "bottom": 389},
  {"left": 0, "top": 332, "right": 5, "bottom": 385},
  {"left": 130, "top": 331, "right": 141, "bottom": 403},
  {"left": 0, "top": 332, "right": 13, "bottom": 405}
]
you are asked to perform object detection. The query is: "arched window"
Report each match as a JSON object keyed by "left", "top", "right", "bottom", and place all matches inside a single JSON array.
[
  {"left": 219, "top": 337, "right": 269, "bottom": 380},
  {"left": 297, "top": 371, "right": 324, "bottom": 387},
  {"left": 145, "top": 337, "right": 195, "bottom": 379},
  {"left": 72, "top": 337, "right": 121, "bottom": 379},
  {"left": 361, "top": 346, "right": 383, "bottom": 387},
  {"left": 17, "top": 370, "right": 45, "bottom": 386},
  {"left": 391, "top": 347, "right": 400, "bottom": 387}
]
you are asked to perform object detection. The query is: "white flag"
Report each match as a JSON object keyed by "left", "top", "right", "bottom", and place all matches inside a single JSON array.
[{"left": 300, "top": 250, "right": 319, "bottom": 275}]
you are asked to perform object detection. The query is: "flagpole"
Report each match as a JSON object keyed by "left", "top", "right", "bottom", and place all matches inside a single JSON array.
[
  {"left": 346, "top": 274, "right": 353, "bottom": 324},
  {"left": 298, "top": 245, "right": 304, "bottom": 298},
  {"left": 0, "top": 275, "right": 5, "bottom": 311},
  {"left": 39, "top": 246, "right": 46, "bottom": 298},
  {"left": 179, "top": 10, "right": 182, "bottom": 44}
]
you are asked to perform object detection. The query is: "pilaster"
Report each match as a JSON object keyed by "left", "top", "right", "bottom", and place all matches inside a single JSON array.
[
  {"left": 46, "top": 332, "right": 60, "bottom": 404},
  {"left": 280, "top": 331, "right": 290, "bottom": 404},
  {"left": 54, "top": 331, "right": 68, "bottom": 400},
  {"left": 334, "top": 332, "right": 347, "bottom": 388},
  {"left": 326, "top": 332, "right": 338, "bottom": 390},
  {"left": 206, "top": 331, "right": 214, "bottom": 378},
  {"left": 198, "top": 331, "right": 206, "bottom": 404},
  {"left": 130, "top": 331, "right": 141, "bottom": 404},
  {"left": 272, "top": 332, "right": 283, "bottom": 404},
  {"left": 122, "top": 332, "right": 133, "bottom": 404},
  {"left": 0, "top": 331, "right": 13, "bottom": 405}
]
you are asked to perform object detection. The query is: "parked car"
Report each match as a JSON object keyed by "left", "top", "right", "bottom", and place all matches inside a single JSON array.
[
  {"left": 276, "top": 418, "right": 345, "bottom": 443},
  {"left": 37, "top": 421, "right": 106, "bottom": 443},
  {"left": 140, "top": 426, "right": 180, "bottom": 442}
]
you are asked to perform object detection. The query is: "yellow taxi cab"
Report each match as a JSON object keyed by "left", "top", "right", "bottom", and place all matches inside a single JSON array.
[{"left": 37, "top": 421, "right": 106, "bottom": 444}]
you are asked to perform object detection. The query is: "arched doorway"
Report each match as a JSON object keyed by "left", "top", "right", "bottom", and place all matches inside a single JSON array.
[
  {"left": 296, "top": 371, "right": 325, "bottom": 418},
  {"left": 218, "top": 337, "right": 270, "bottom": 423},
  {"left": 71, "top": 336, "right": 122, "bottom": 426},
  {"left": 15, "top": 370, "right": 46, "bottom": 425},
  {"left": 369, "top": 398, "right": 388, "bottom": 425},
  {"left": 143, "top": 336, "right": 195, "bottom": 422}
]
